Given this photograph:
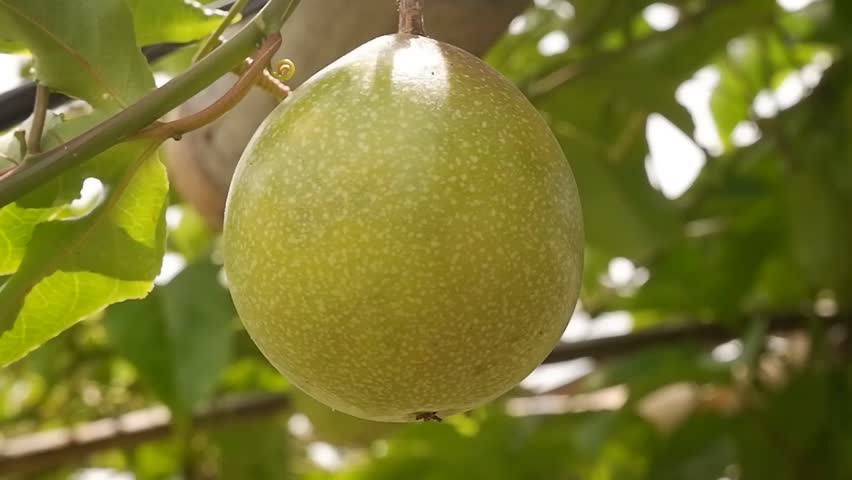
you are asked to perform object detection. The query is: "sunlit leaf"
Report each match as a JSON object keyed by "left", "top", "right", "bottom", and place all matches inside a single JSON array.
[
  {"left": 0, "top": 0, "right": 154, "bottom": 111},
  {"left": 0, "top": 140, "right": 167, "bottom": 366},
  {"left": 127, "top": 0, "right": 226, "bottom": 46}
]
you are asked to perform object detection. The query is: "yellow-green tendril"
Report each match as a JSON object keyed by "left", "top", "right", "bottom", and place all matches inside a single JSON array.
[{"left": 272, "top": 59, "right": 296, "bottom": 81}]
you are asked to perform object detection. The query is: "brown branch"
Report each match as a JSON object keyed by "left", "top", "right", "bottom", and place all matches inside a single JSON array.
[
  {"left": 546, "top": 311, "right": 849, "bottom": 363},
  {"left": 0, "top": 393, "right": 290, "bottom": 475},
  {"left": 398, "top": 0, "right": 425, "bottom": 36},
  {"left": 0, "top": 312, "right": 847, "bottom": 474}
]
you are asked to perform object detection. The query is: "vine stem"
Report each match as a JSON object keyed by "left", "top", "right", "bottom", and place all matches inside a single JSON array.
[
  {"left": 398, "top": 0, "right": 425, "bottom": 36},
  {"left": 0, "top": 0, "right": 301, "bottom": 209},
  {"left": 193, "top": 0, "right": 250, "bottom": 63},
  {"left": 26, "top": 83, "right": 49, "bottom": 155},
  {"left": 137, "top": 33, "right": 282, "bottom": 140}
]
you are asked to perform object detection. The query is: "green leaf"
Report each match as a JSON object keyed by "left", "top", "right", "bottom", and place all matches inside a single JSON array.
[
  {"left": 104, "top": 261, "right": 235, "bottom": 414},
  {"left": 151, "top": 44, "right": 197, "bottom": 77},
  {"left": 14, "top": 113, "right": 130, "bottom": 213},
  {"left": 567, "top": 0, "right": 656, "bottom": 45},
  {"left": 168, "top": 205, "right": 215, "bottom": 262},
  {"left": 323, "top": 412, "right": 657, "bottom": 480},
  {"left": 626, "top": 230, "right": 774, "bottom": 316},
  {"left": 292, "top": 388, "right": 398, "bottom": 447},
  {"left": 737, "top": 370, "right": 832, "bottom": 479},
  {"left": 524, "top": 1, "right": 778, "bottom": 261},
  {"left": 563, "top": 136, "right": 679, "bottom": 259},
  {"left": 622, "top": 148, "right": 783, "bottom": 316},
  {"left": 211, "top": 419, "right": 288, "bottom": 480},
  {"left": 0, "top": 0, "right": 154, "bottom": 111},
  {"left": 648, "top": 413, "right": 738, "bottom": 480},
  {"left": 710, "top": 60, "right": 755, "bottom": 151},
  {"left": 132, "top": 439, "right": 182, "bottom": 480},
  {"left": 582, "top": 344, "right": 731, "bottom": 402},
  {"left": 0, "top": 140, "right": 168, "bottom": 366},
  {"left": 0, "top": 36, "right": 24, "bottom": 53},
  {"left": 0, "top": 113, "right": 87, "bottom": 275},
  {"left": 127, "top": 0, "right": 226, "bottom": 46},
  {"left": 787, "top": 166, "right": 852, "bottom": 290},
  {"left": 0, "top": 204, "right": 60, "bottom": 275}
]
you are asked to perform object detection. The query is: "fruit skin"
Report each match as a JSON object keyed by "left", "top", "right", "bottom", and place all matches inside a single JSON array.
[{"left": 224, "top": 34, "right": 584, "bottom": 422}]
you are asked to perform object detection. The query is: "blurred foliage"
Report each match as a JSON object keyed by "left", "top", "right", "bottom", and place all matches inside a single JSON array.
[{"left": 1, "top": 0, "right": 852, "bottom": 478}]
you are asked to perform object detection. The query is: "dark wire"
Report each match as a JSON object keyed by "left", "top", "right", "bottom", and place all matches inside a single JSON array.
[{"left": 0, "top": 0, "right": 269, "bottom": 131}]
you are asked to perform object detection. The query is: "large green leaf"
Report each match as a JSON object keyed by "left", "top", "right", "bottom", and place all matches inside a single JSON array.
[
  {"left": 127, "top": 0, "right": 226, "bottom": 46},
  {"left": 567, "top": 0, "right": 656, "bottom": 45},
  {"left": 104, "top": 261, "right": 235, "bottom": 415},
  {"left": 168, "top": 205, "right": 215, "bottom": 262},
  {"left": 787, "top": 165, "right": 852, "bottom": 290},
  {"left": 582, "top": 344, "right": 731, "bottom": 403},
  {"left": 710, "top": 59, "right": 755, "bottom": 151},
  {"left": 211, "top": 419, "right": 289, "bottom": 480},
  {"left": 132, "top": 439, "right": 182, "bottom": 480},
  {"left": 710, "top": 33, "right": 828, "bottom": 151},
  {"left": 0, "top": 111, "right": 138, "bottom": 275},
  {"left": 736, "top": 369, "right": 835, "bottom": 479},
  {"left": 320, "top": 412, "right": 657, "bottom": 480},
  {"left": 647, "top": 413, "right": 738, "bottom": 480},
  {"left": 623, "top": 207, "right": 778, "bottom": 316},
  {"left": 0, "top": 36, "right": 24, "bottom": 53},
  {"left": 0, "top": 0, "right": 153, "bottom": 111},
  {"left": 562, "top": 134, "right": 679, "bottom": 259},
  {"left": 534, "top": 0, "right": 777, "bottom": 131},
  {"left": 518, "top": 0, "right": 777, "bottom": 262},
  {"left": 0, "top": 140, "right": 168, "bottom": 366},
  {"left": 0, "top": 113, "right": 105, "bottom": 275},
  {"left": 0, "top": 204, "right": 60, "bottom": 275}
]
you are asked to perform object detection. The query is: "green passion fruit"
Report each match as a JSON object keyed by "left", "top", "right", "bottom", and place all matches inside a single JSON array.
[{"left": 224, "top": 34, "right": 584, "bottom": 422}]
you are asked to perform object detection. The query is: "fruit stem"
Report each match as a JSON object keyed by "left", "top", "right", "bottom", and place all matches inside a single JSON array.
[{"left": 398, "top": 0, "right": 425, "bottom": 36}]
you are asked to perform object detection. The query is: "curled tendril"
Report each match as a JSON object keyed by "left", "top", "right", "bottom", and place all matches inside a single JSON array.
[{"left": 271, "top": 59, "right": 296, "bottom": 82}]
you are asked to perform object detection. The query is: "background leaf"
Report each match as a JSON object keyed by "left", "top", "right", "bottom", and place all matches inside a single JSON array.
[
  {"left": 104, "top": 261, "right": 235, "bottom": 414},
  {"left": 212, "top": 418, "right": 289, "bottom": 480},
  {"left": 127, "top": 0, "right": 226, "bottom": 46}
]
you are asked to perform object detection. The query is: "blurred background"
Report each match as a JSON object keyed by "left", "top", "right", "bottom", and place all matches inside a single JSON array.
[{"left": 1, "top": 0, "right": 851, "bottom": 478}]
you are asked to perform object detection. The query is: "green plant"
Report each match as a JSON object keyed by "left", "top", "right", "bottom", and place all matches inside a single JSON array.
[{"left": 1, "top": 0, "right": 852, "bottom": 477}]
